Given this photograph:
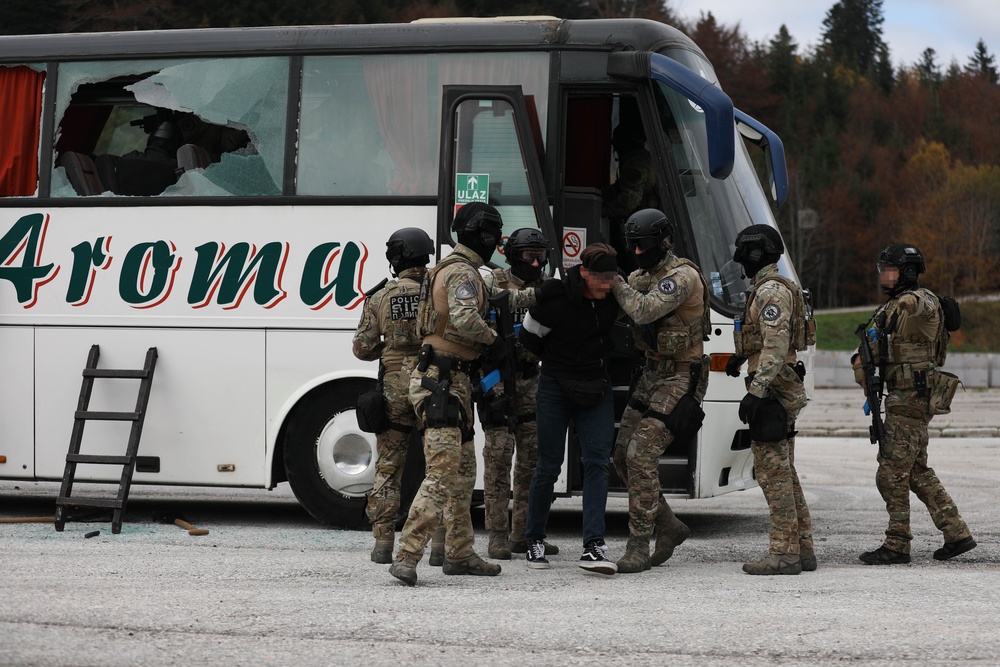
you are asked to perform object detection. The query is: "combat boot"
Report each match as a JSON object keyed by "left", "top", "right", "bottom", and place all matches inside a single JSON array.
[
  {"left": 859, "top": 545, "right": 910, "bottom": 565},
  {"left": 441, "top": 552, "right": 502, "bottom": 576},
  {"left": 428, "top": 526, "right": 446, "bottom": 567},
  {"left": 651, "top": 507, "right": 690, "bottom": 566},
  {"left": 616, "top": 536, "right": 652, "bottom": 574},
  {"left": 799, "top": 546, "right": 818, "bottom": 572},
  {"left": 488, "top": 530, "right": 512, "bottom": 560},
  {"left": 742, "top": 553, "right": 802, "bottom": 575},
  {"left": 370, "top": 537, "right": 393, "bottom": 564},
  {"left": 389, "top": 554, "right": 418, "bottom": 586},
  {"left": 934, "top": 536, "right": 977, "bottom": 561}
]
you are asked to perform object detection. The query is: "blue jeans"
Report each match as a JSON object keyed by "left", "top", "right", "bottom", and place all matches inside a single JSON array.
[{"left": 525, "top": 373, "right": 615, "bottom": 545}]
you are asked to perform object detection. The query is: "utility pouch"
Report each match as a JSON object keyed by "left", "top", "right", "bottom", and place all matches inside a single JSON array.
[
  {"left": 477, "top": 394, "right": 508, "bottom": 428},
  {"left": 416, "top": 344, "right": 433, "bottom": 372},
  {"left": 940, "top": 296, "right": 961, "bottom": 332},
  {"left": 664, "top": 393, "right": 705, "bottom": 443},
  {"left": 928, "top": 370, "right": 961, "bottom": 416},
  {"left": 355, "top": 389, "right": 387, "bottom": 434},
  {"left": 748, "top": 397, "right": 789, "bottom": 442}
]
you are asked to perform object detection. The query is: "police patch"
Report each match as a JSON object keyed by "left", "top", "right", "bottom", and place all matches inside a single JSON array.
[
  {"left": 658, "top": 278, "right": 677, "bottom": 295},
  {"left": 762, "top": 303, "right": 782, "bottom": 322},
  {"left": 389, "top": 294, "right": 419, "bottom": 320},
  {"left": 455, "top": 281, "right": 477, "bottom": 300}
]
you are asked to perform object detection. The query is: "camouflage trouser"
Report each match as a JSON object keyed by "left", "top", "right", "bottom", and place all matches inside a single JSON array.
[
  {"left": 398, "top": 363, "right": 476, "bottom": 561},
  {"left": 483, "top": 373, "right": 539, "bottom": 540},
  {"left": 613, "top": 370, "right": 687, "bottom": 539},
  {"left": 878, "top": 391, "right": 971, "bottom": 553},
  {"left": 366, "top": 365, "right": 420, "bottom": 540},
  {"left": 750, "top": 366, "right": 812, "bottom": 555}
]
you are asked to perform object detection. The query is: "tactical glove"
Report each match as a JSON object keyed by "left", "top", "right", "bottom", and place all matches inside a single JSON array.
[
  {"left": 725, "top": 355, "right": 747, "bottom": 378},
  {"left": 535, "top": 279, "right": 563, "bottom": 302}
]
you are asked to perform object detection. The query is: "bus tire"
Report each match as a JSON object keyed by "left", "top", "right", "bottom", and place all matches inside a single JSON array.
[{"left": 283, "top": 381, "right": 377, "bottom": 529}]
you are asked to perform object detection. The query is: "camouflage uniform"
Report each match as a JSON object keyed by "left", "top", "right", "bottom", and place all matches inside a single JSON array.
[
  {"left": 735, "top": 264, "right": 813, "bottom": 557},
  {"left": 352, "top": 267, "right": 424, "bottom": 542},
  {"left": 612, "top": 250, "right": 709, "bottom": 568},
  {"left": 860, "top": 288, "right": 971, "bottom": 553},
  {"left": 481, "top": 268, "right": 542, "bottom": 546},
  {"left": 603, "top": 146, "right": 656, "bottom": 223},
  {"left": 397, "top": 244, "right": 496, "bottom": 563}
]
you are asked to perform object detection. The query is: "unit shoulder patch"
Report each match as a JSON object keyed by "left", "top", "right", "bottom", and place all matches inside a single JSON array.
[
  {"left": 658, "top": 277, "right": 677, "bottom": 295},
  {"left": 761, "top": 303, "right": 782, "bottom": 323},
  {"left": 455, "top": 281, "right": 477, "bottom": 300}
]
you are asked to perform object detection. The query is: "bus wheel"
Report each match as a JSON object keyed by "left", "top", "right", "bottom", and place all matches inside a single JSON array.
[{"left": 283, "top": 382, "right": 376, "bottom": 528}]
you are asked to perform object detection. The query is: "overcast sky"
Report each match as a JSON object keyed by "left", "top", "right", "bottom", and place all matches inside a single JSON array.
[{"left": 674, "top": 0, "right": 1000, "bottom": 70}]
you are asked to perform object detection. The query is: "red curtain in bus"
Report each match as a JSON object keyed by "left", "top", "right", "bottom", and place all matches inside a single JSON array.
[{"left": 0, "top": 66, "right": 45, "bottom": 197}]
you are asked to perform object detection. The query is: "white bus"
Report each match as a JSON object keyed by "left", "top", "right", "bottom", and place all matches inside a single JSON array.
[{"left": 0, "top": 17, "right": 808, "bottom": 527}]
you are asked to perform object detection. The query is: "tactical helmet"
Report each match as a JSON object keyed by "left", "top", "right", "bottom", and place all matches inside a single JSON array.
[
  {"left": 623, "top": 209, "right": 672, "bottom": 249},
  {"left": 504, "top": 227, "right": 549, "bottom": 282},
  {"left": 623, "top": 209, "right": 672, "bottom": 271},
  {"left": 877, "top": 243, "right": 924, "bottom": 295},
  {"left": 504, "top": 228, "right": 549, "bottom": 267},
  {"left": 733, "top": 224, "right": 784, "bottom": 266},
  {"left": 452, "top": 202, "right": 503, "bottom": 263},
  {"left": 386, "top": 227, "right": 434, "bottom": 270}
]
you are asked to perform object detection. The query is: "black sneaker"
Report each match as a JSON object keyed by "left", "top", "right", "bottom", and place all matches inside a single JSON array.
[
  {"left": 525, "top": 539, "right": 550, "bottom": 569},
  {"left": 859, "top": 545, "right": 911, "bottom": 565},
  {"left": 579, "top": 539, "right": 617, "bottom": 575},
  {"left": 934, "top": 536, "right": 977, "bottom": 561}
]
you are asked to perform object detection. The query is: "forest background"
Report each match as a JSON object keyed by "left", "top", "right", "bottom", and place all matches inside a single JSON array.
[{"left": 5, "top": 0, "right": 1000, "bottom": 345}]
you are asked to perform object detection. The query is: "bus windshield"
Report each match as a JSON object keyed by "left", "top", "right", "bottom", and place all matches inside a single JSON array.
[{"left": 652, "top": 77, "right": 786, "bottom": 314}]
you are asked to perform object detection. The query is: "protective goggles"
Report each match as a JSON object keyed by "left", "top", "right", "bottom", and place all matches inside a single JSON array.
[{"left": 514, "top": 248, "right": 548, "bottom": 263}]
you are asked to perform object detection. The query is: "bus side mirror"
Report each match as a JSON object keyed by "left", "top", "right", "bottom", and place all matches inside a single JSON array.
[{"left": 735, "top": 109, "right": 789, "bottom": 207}]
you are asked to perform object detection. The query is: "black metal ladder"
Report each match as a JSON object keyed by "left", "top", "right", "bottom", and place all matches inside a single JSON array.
[{"left": 54, "top": 345, "right": 158, "bottom": 534}]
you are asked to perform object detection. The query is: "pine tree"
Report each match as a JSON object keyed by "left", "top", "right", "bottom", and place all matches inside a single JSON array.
[
  {"left": 965, "top": 39, "right": 999, "bottom": 85},
  {"left": 820, "top": 0, "right": 888, "bottom": 77}
]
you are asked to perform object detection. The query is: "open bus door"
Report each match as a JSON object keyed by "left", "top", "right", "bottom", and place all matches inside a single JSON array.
[
  {"left": 436, "top": 85, "right": 559, "bottom": 269},
  {"left": 435, "top": 85, "right": 561, "bottom": 491}
]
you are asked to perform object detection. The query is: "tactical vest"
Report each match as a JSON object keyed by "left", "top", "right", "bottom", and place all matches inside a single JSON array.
[
  {"left": 489, "top": 267, "right": 540, "bottom": 365},
  {"left": 384, "top": 275, "right": 423, "bottom": 353},
  {"left": 416, "top": 252, "right": 488, "bottom": 352},
  {"left": 877, "top": 289, "right": 949, "bottom": 386},
  {"left": 735, "top": 274, "right": 815, "bottom": 356},
  {"left": 630, "top": 255, "right": 712, "bottom": 357}
]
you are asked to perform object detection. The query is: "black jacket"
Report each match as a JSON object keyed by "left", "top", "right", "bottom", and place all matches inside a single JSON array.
[{"left": 518, "top": 266, "right": 618, "bottom": 380}]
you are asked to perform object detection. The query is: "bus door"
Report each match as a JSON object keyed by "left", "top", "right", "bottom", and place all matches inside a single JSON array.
[
  {"left": 436, "top": 85, "right": 558, "bottom": 265},
  {"left": 435, "top": 85, "right": 561, "bottom": 490}
]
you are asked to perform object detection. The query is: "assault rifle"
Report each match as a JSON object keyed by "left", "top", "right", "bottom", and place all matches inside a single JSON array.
[
  {"left": 364, "top": 277, "right": 389, "bottom": 299},
  {"left": 854, "top": 310, "right": 896, "bottom": 457},
  {"left": 482, "top": 290, "right": 518, "bottom": 434}
]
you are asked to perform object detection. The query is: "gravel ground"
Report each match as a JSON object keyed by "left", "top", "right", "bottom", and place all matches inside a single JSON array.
[{"left": 1, "top": 430, "right": 998, "bottom": 666}]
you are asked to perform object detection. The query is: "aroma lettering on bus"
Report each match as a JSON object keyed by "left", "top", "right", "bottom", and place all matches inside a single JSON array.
[{"left": 0, "top": 213, "right": 367, "bottom": 311}]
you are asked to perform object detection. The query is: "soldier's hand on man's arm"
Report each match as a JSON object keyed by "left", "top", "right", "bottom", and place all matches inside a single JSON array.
[{"left": 535, "top": 279, "right": 563, "bottom": 302}]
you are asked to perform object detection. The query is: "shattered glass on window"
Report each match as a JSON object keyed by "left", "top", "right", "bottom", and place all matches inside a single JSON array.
[{"left": 52, "top": 57, "right": 287, "bottom": 197}]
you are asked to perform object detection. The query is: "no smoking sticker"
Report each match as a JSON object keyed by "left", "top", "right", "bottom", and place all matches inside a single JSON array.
[{"left": 561, "top": 227, "right": 587, "bottom": 268}]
